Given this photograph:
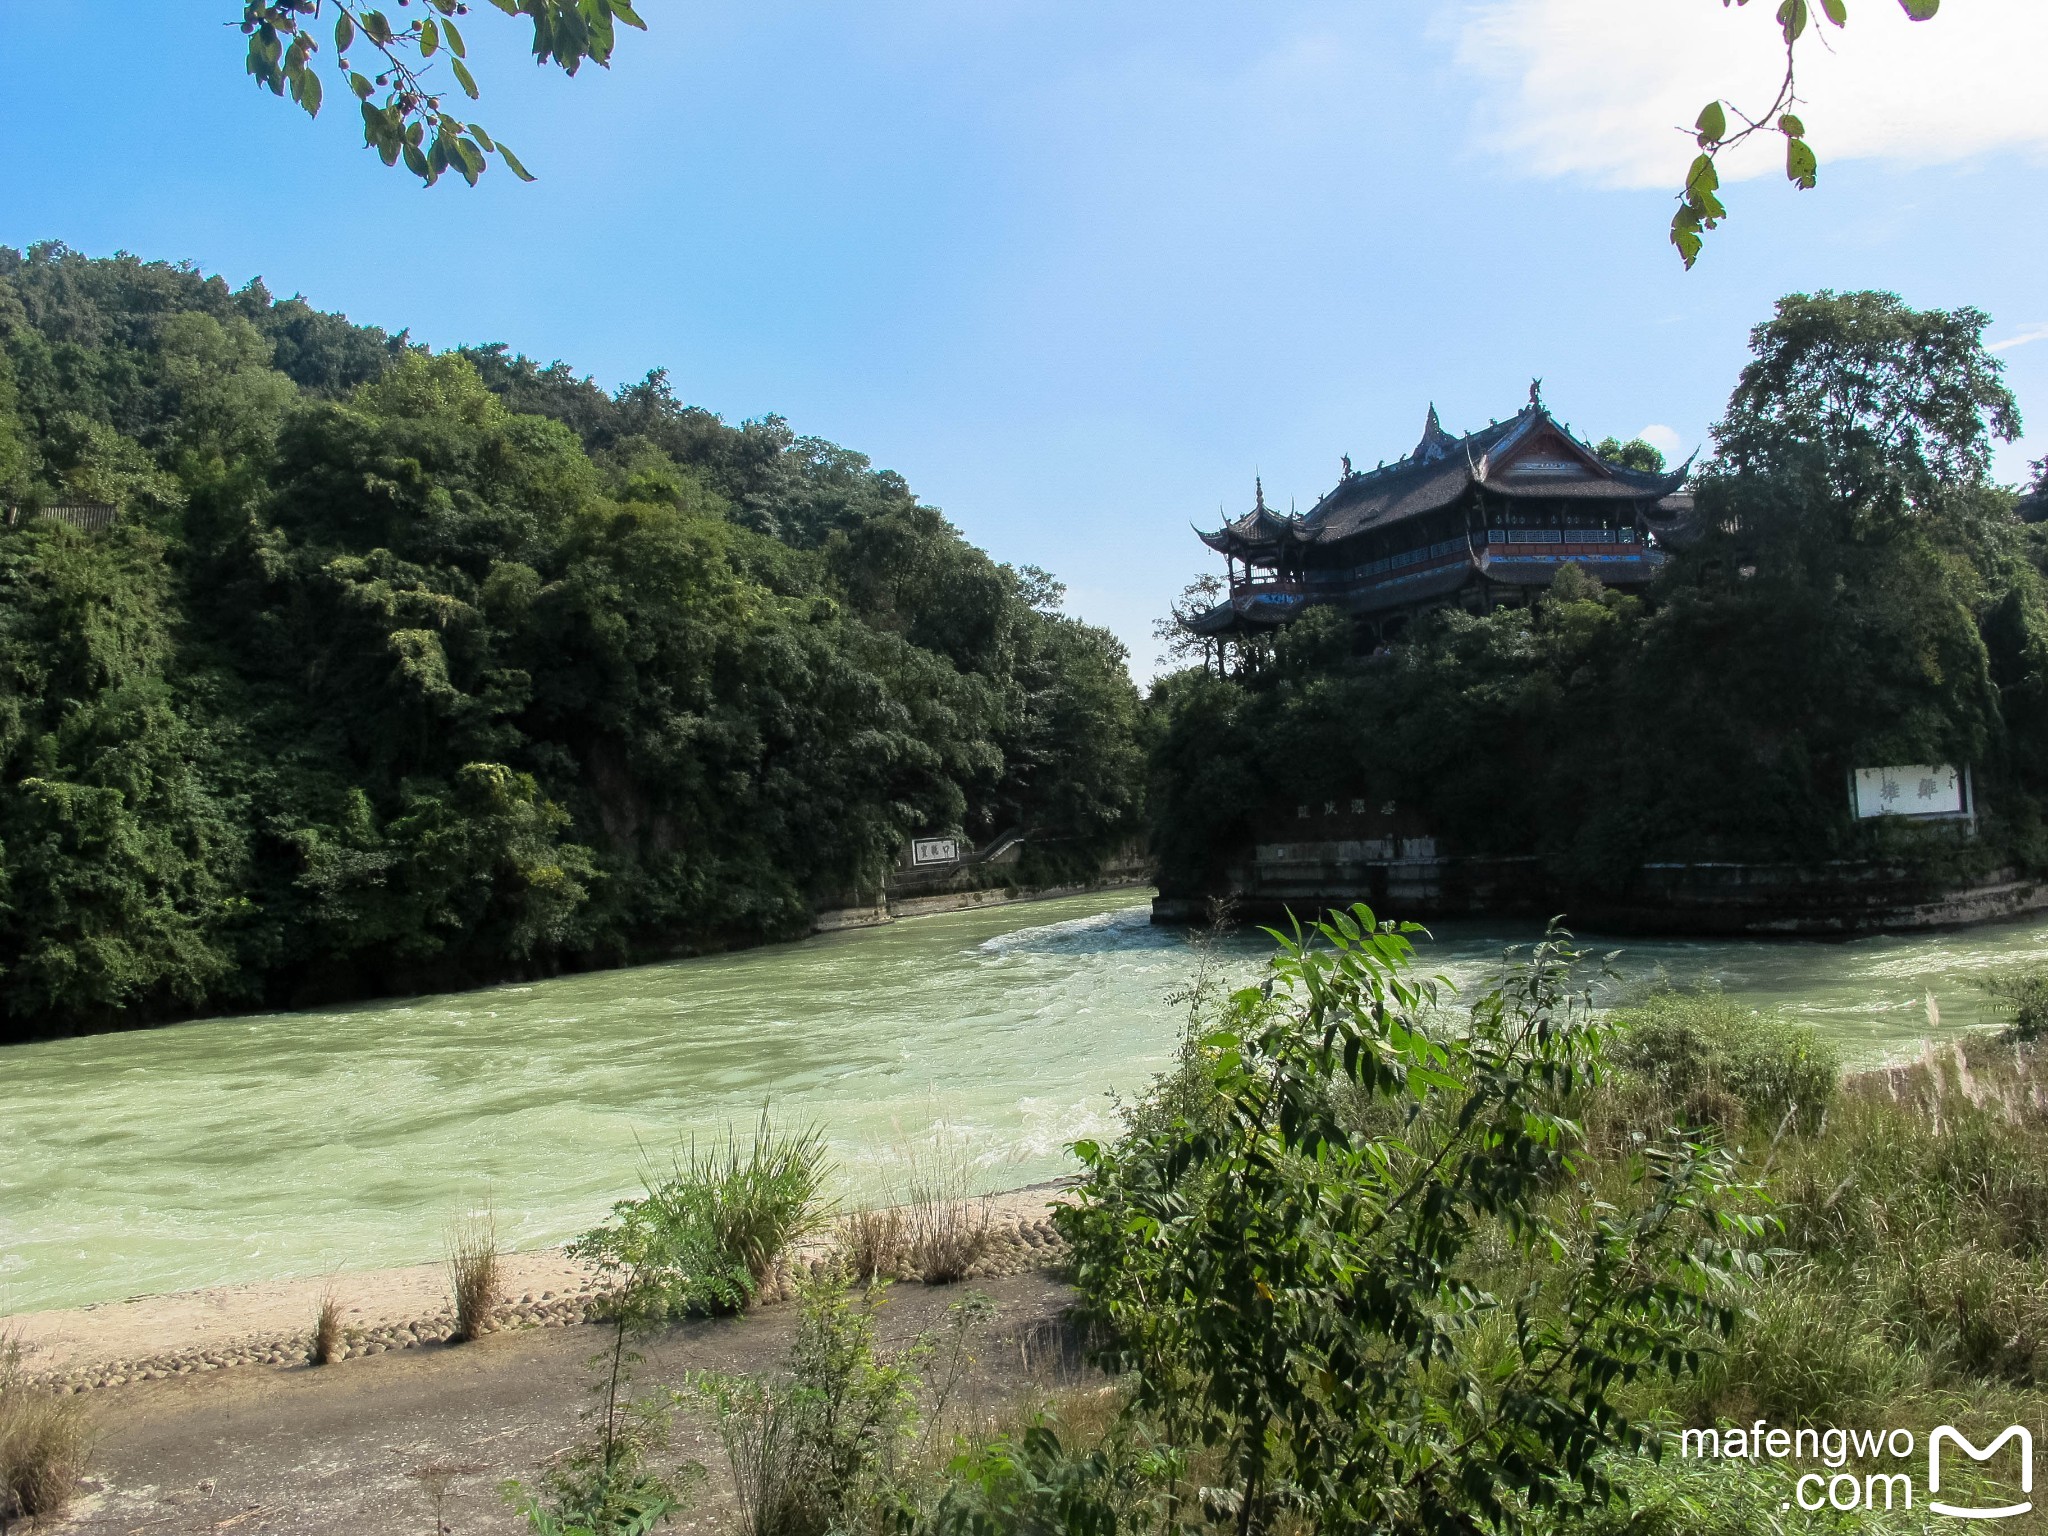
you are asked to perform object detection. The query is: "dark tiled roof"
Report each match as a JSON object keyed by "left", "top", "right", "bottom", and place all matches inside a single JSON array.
[
  {"left": 1479, "top": 476, "right": 1679, "bottom": 501},
  {"left": 1197, "top": 475, "right": 1300, "bottom": 555},
  {"left": 1198, "top": 403, "right": 1690, "bottom": 553},
  {"left": 1186, "top": 589, "right": 1307, "bottom": 635},
  {"left": 1343, "top": 559, "right": 1478, "bottom": 615},
  {"left": 1643, "top": 490, "right": 1702, "bottom": 547},
  {"left": 1482, "top": 551, "right": 1665, "bottom": 587}
]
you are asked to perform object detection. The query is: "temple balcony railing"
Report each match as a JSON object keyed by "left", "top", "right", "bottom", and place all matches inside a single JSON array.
[{"left": 1230, "top": 576, "right": 1305, "bottom": 597}]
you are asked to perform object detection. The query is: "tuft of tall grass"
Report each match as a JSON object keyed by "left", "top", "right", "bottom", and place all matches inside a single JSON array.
[
  {"left": 1686, "top": 1265, "right": 1922, "bottom": 1424},
  {"left": 838, "top": 1206, "right": 908, "bottom": 1285},
  {"left": 310, "top": 1288, "right": 344, "bottom": 1366},
  {"left": 447, "top": 1210, "right": 502, "bottom": 1343},
  {"left": 1645, "top": 1024, "right": 2048, "bottom": 1440},
  {"left": 574, "top": 1113, "right": 829, "bottom": 1319},
  {"left": 0, "top": 1331, "right": 92, "bottom": 1524},
  {"left": 693, "top": 1115, "right": 830, "bottom": 1290},
  {"left": 1540, "top": 1447, "right": 1923, "bottom": 1536},
  {"left": 902, "top": 1136, "right": 993, "bottom": 1286}
]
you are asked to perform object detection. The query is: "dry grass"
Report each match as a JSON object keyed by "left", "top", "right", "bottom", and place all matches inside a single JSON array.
[
  {"left": 836, "top": 1206, "right": 908, "bottom": 1284},
  {"left": 446, "top": 1210, "right": 501, "bottom": 1343},
  {"left": 309, "top": 1289, "right": 343, "bottom": 1366},
  {"left": 901, "top": 1138, "right": 995, "bottom": 1285},
  {"left": 407, "top": 1457, "right": 487, "bottom": 1535},
  {"left": 0, "top": 1331, "right": 92, "bottom": 1524}
]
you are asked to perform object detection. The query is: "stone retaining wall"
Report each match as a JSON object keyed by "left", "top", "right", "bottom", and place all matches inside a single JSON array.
[
  {"left": 1157, "top": 854, "right": 2048, "bottom": 937},
  {"left": 813, "top": 877, "right": 1151, "bottom": 933}
]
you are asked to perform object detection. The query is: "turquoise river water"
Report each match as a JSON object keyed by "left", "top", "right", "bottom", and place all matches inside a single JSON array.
[{"left": 5, "top": 889, "right": 2048, "bottom": 1315}]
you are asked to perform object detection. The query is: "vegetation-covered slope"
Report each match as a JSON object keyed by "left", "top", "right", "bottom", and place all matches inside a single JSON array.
[{"left": 0, "top": 243, "right": 1144, "bottom": 1039}]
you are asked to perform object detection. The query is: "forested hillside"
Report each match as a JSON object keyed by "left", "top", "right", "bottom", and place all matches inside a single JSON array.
[
  {"left": 1150, "top": 292, "right": 2048, "bottom": 904},
  {"left": 0, "top": 243, "right": 1144, "bottom": 1039}
]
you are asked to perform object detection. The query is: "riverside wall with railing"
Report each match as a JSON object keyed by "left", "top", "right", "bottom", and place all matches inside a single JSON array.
[
  {"left": 813, "top": 835, "right": 1153, "bottom": 931},
  {"left": 1151, "top": 838, "right": 2048, "bottom": 937}
]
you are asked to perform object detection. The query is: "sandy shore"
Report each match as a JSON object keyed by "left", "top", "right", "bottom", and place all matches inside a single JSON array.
[{"left": 2, "top": 1185, "right": 1071, "bottom": 1383}]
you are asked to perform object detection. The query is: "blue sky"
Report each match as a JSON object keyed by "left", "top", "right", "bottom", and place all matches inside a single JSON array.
[{"left": 3, "top": 1, "right": 2043, "bottom": 673}]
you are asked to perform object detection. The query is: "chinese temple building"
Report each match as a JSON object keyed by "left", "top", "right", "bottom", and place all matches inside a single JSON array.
[{"left": 1189, "top": 387, "right": 1694, "bottom": 646}]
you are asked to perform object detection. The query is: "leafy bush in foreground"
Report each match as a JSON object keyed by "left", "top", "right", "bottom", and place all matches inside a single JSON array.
[{"left": 1057, "top": 911, "right": 1763, "bottom": 1534}]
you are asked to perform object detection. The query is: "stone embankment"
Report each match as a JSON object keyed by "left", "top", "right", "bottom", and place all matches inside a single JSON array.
[{"left": 20, "top": 1211, "right": 1070, "bottom": 1395}]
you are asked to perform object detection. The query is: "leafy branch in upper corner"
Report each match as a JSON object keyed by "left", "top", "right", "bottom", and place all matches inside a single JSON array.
[
  {"left": 239, "top": 0, "right": 647, "bottom": 186},
  {"left": 1672, "top": 0, "right": 1939, "bottom": 268}
]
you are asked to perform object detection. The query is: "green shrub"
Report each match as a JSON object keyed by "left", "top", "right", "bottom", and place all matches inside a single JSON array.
[
  {"left": 573, "top": 1114, "right": 827, "bottom": 1318},
  {"left": 1607, "top": 987, "right": 1839, "bottom": 1135},
  {"left": 1977, "top": 964, "right": 2048, "bottom": 1041},
  {"left": 690, "top": 1274, "right": 921, "bottom": 1536},
  {"left": 1058, "top": 912, "right": 1757, "bottom": 1532},
  {"left": 922, "top": 1421, "right": 1139, "bottom": 1536},
  {"left": 505, "top": 1238, "right": 707, "bottom": 1536}
]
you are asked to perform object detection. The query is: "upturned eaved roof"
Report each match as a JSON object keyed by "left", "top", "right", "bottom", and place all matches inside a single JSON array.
[
  {"left": 1199, "top": 396, "right": 1692, "bottom": 556},
  {"left": 1197, "top": 475, "right": 1299, "bottom": 559}
]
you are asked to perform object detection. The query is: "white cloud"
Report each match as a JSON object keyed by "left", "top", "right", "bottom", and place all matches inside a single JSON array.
[
  {"left": 1456, "top": 0, "right": 2048, "bottom": 190},
  {"left": 1990, "top": 323, "right": 2048, "bottom": 354},
  {"left": 1637, "top": 423, "right": 1686, "bottom": 460}
]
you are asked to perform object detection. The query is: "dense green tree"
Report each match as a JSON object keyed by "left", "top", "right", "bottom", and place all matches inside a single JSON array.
[
  {"left": 1711, "top": 290, "right": 2019, "bottom": 515},
  {"left": 1591, "top": 436, "right": 1666, "bottom": 475},
  {"left": 0, "top": 524, "right": 245, "bottom": 1023},
  {"left": 0, "top": 244, "right": 1144, "bottom": 1037}
]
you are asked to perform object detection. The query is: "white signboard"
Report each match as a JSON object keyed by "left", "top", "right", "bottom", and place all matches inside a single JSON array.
[
  {"left": 910, "top": 837, "right": 961, "bottom": 866},
  {"left": 1853, "top": 764, "right": 1966, "bottom": 819}
]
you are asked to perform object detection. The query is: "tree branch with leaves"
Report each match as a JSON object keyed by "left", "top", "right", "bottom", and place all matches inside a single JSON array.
[
  {"left": 240, "top": 0, "right": 646, "bottom": 186},
  {"left": 1673, "top": 0, "right": 1939, "bottom": 267}
]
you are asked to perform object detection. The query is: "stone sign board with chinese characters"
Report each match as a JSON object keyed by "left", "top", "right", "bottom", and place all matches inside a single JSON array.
[
  {"left": 1851, "top": 765, "right": 1969, "bottom": 820},
  {"left": 910, "top": 837, "right": 961, "bottom": 866}
]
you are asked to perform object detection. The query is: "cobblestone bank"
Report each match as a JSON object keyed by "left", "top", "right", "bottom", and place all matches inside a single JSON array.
[{"left": 32, "top": 1215, "right": 1068, "bottom": 1394}]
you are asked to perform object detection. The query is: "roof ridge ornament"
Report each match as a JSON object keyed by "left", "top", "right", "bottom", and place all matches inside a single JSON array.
[
  {"left": 1528, "top": 377, "right": 1543, "bottom": 412},
  {"left": 1254, "top": 475, "right": 1266, "bottom": 512},
  {"left": 1416, "top": 402, "right": 1454, "bottom": 463}
]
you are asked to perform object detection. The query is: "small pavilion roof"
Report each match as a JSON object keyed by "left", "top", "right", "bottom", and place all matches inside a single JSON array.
[{"left": 1196, "top": 476, "right": 1305, "bottom": 557}]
